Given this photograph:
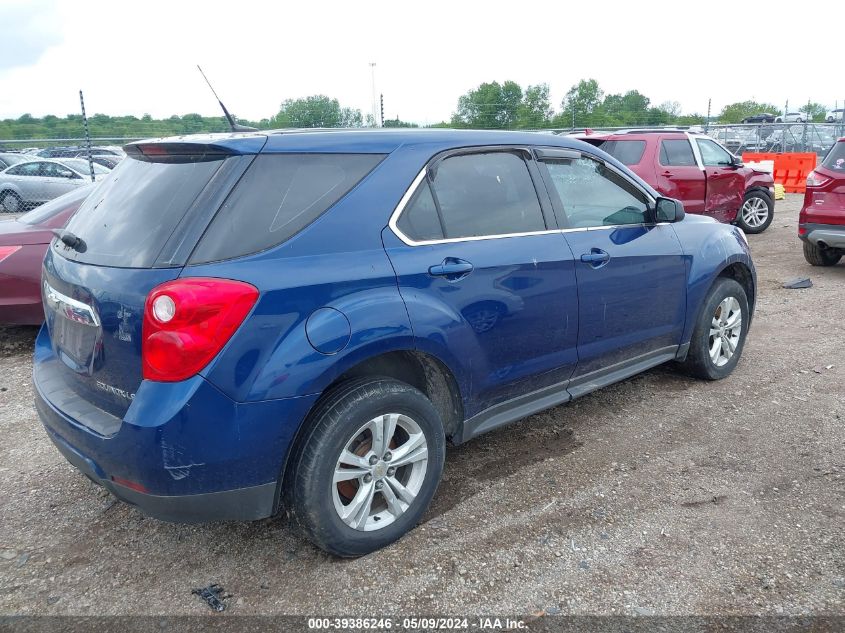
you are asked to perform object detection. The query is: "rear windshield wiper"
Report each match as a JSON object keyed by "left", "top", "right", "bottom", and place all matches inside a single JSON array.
[{"left": 52, "top": 229, "right": 87, "bottom": 253}]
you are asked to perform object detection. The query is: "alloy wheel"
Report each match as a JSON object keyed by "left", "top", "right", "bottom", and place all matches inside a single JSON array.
[
  {"left": 0, "top": 193, "right": 19, "bottom": 214},
  {"left": 332, "top": 413, "right": 428, "bottom": 532},
  {"left": 740, "top": 197, "right": 769, "bottom": 229},
  {"left": 709, "top": 297, "right": 742, "bottom": 367}
]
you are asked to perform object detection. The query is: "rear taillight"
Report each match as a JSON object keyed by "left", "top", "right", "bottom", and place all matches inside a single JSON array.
[
  {"left": 806, "top": 171, "right": 831, "bottom": 187},
  {"left": 0, "top": 246, "right": 21, "bottom": 264},
  {"left": 142, "top": 278, "right": 259, "bottom": 382}
]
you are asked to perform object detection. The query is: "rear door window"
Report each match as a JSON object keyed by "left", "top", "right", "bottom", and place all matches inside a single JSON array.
[
  {"left": 7, "top": 162, "right": 42, "bottom": 177},
  {"left": 190, "top": 153, "right": 385, "bottom": 263},
  {"left": 600, "top": 140, "right": 646, "bottom": 165},
  {"left": 659, "top": 139, "right": 697, "bottom": 166},
  {"left": 427, "top": 152, "right": 545, "bottom": 239}
]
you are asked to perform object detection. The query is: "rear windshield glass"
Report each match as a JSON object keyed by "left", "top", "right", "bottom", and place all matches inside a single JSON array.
[
  {"left": 599, "top": 140, "right": 646, "bottom": 165},
  {"left": 62, "top": 155, "right": 225, "bottom": 267},
  {"left": 822, "top": 142, "right": 845, "bottom": 171},
  {"left": 189, "top": 153, "right": 384, "bottom": 263}
]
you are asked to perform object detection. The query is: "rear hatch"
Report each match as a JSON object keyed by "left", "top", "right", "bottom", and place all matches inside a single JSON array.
[
  {"left": 810, "top": 142, "right": 845, "bottom": 220},
  {"left": 38, "top": 137, "right": 263, "bottom": 432}
]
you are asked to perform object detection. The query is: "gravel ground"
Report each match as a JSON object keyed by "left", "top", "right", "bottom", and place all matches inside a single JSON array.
[{"left": 0, "top": 194, "right": 842, "bottom": 617}]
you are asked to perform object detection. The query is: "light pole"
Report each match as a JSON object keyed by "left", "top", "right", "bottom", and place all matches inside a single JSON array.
[{"left": 369, "top": 62, "right": 378, "bottom": 127}]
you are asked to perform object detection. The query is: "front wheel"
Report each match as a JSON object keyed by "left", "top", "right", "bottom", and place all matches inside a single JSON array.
[
  {"left": 803, "top": 241, "right": 842, "bottom": 267},
  {"left": 679, "top": 278, "right": 750, "bottom": 380},
  {"left": 285, "top": 378, "right": 446, "bottom": 557},
  {"left": 736, "top": 191, "right": 773, "bottom": 234}
]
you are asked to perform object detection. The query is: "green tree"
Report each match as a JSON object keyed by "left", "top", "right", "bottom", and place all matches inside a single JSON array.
[
  {"left": 452, "top": 80, "right": 523, "bottom": 128},
  {"left": 271, "top": 95, "right": 363, "bottom": 128},
  {"left": 383, "top": 117, "right": 418, "bottom": 128},
  {"left": 559, "top": 78, "right": 603, "bottom": 127},
  {"left": 799, "top": 102, "right": 827, "bottom": 122},
  {"left": 718, "top": 101, "right": 782, "bottom": 123},
  {"left": 516, "top": 83, "right": 552, "bottom": 128}
]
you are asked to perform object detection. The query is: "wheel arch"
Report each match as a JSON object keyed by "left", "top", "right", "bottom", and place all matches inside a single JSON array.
[
  {"left": 717, "top": 261, "right": 756, "bottom": 314},
  {"left": 274, "top": 348, "right": 465, "bottom": 513}
]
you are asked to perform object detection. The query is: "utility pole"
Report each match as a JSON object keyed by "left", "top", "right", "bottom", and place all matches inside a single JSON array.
[
  {"left": 79, "top": 90, "right": 95, "bottom": 183},
  {"left": 380, "top": 93, "right": 384, "bottom": 128},
  {"left": 705, "top": 98, "right": 711, "bottom": 133},
  {"left": 369, "top": 62, "right": 377, "bottom": 128}
]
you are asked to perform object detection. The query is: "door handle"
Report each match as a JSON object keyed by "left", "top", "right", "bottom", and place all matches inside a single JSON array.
[
  {"left": 580, "top": 249, "right": 611, "bottom": 267},
  {"left": 429, "top": 258, "right": 474, "bottom": 280}
]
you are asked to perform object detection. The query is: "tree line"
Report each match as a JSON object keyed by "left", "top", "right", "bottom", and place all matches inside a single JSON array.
[{"left": 0, "top": 80, "right": 833, "bottom": 143}]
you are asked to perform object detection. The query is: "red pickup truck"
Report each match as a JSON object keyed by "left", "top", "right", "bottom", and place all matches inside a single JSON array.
[{"left": 580, "top": 130, "right": 776, "bottom": 233}]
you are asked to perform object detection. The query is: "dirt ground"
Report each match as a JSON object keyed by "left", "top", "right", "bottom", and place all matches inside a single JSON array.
[{"left": 0, "top": 194, "right": 842, "bottom": 617}]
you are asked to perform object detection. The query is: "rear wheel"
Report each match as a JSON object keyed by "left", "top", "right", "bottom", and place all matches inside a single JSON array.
[
  {"left": 0, "top": 190, "right": 21, "bottom": 214},
  {"left": 285, "top": 378, "right": 445, "bottom": 557},
  {"left": 736, "top": 191, "right": 773, "bottom": 234},
  {"left": 803, "top": 241, "right": 842, "bottom": 267},
  {"left": 679, "top": 278, "right": 749, "bottom": 380}
]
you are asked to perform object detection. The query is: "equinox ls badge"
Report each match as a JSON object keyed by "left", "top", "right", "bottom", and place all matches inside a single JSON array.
[{"left": 95, "top": 381, "right": 135, "bottom": 401}]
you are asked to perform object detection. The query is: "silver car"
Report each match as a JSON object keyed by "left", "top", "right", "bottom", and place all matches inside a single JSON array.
[{"left": 0, "top": 158, "right": 108, "bottom": 213}]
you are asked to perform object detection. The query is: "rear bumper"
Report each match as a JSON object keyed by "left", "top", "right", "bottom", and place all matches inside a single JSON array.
[
  {"left": 41, "top": 416, "right": 276, "bottom": 522},
  {"left": 799, "top": 223, "right": 845, "bottom": 249},
  {"left": 33, "top": 325, "right": 319, "bottom": 522}
]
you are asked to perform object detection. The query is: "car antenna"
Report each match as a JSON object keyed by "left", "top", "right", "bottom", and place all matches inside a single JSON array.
[{"left": 196, "top": 65, "right": 258, "bottom": 132}]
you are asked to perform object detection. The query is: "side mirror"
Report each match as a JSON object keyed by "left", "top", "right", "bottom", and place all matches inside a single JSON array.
[
  {"left": 729, "top": 154, "right": 744, "bottom": 168},
  {"left": 655, "top": 197, "right": 685, "bottom": 223}
]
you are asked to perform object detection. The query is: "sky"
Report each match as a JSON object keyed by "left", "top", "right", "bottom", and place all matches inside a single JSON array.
[{"left": 0, "top": 0, "right": 842, "bottom": 125}]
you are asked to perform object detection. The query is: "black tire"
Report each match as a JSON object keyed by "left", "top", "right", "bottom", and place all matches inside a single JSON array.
[
  {"left": 679, "top": 278, "right": 750, "bottom": 381},
  {"left": 735, "top": 190, "right": 773, "bottom": 234},
  {"left": 285, "top": 377, "right": 446, "bottom": 557},
  {"left": 0, "top": 190, "right": 22, "bottom": 214},
  {"left": 802, "top": 241, "right": 842, "bottom": 267}
]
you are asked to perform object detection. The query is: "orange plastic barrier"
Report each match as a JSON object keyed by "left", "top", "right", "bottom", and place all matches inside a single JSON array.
[{"left": 742, "top": 152, "right": 817, "bottom": 193}]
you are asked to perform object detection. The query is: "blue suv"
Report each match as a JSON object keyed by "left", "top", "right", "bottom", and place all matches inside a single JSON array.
[{"left": 34, "top": 130, "right": 755, "bottom": 556}]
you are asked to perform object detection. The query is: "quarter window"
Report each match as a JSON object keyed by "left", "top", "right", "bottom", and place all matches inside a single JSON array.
[
  {"left": 696, "top": 138, "right": 733, "bottom": 166},
  {"left": 191, "top": 153, "right": 384, "bottom": 263},
  {"left": 659, "top": 140, "right": 697, "bottom": 166},
  {"left": 544, "top": 156, "right": 650, "bottom": 228},
  {"left": 600, "top": 140, "right": 646, "bottom": 166},
  {"left": 396, "top": 181, "right": 444, "bottom": 241}
]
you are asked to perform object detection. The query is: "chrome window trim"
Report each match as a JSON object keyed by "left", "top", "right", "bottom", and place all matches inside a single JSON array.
[
  {"left": 388, "top": 147, "right": 670, "bottom": 247},
  {"left": 43, "top": 281, "right": 100, "bottom": 327},
  {"left": 388, "top": 166, "right": 670, "bottom": 246}
]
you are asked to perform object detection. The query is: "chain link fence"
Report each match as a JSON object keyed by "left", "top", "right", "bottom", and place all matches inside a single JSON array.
[
  {"left": 1, "top": 122, "right": 843, "bottom": 215},
  {"left": 0, "top": 138, "right": 133, "bottom": 214}
]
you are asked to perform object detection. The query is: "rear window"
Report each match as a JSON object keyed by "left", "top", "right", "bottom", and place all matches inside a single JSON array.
[
  {"left": 189, "top": 153, "right": 384, "bottom": 263},
  {"left": 821, "top": 141, "right": 845, "bottom": 171},
  {"left": 599, "top": 140, "right": 646, "bottom": 165},
  {"left": 62, "top": 155, "right": 225, "bottom": 267}
]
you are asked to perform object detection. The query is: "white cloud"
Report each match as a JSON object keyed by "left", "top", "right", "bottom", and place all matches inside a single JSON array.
[
  {"left": 0, "top": 0, "right": 62, "bottom": 72},
  {"left": 0, "top": 0, "right": 842, "bottom": 124}
]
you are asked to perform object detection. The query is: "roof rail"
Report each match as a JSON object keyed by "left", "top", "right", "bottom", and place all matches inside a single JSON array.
[{"left": 615, "top": 128, "right": 687, "bottom": 134}]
